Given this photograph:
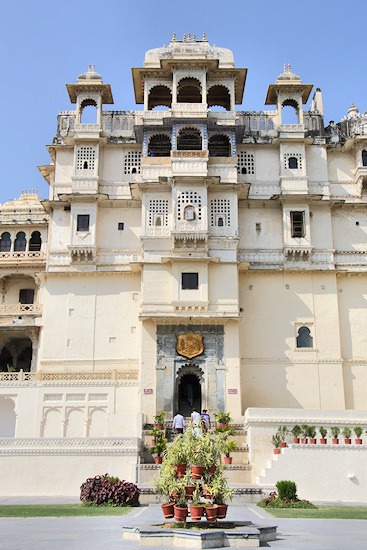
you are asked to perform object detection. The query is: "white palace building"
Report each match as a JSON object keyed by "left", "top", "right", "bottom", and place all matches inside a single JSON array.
[{"left": 0, "top": 35, "right": 367, "bottom": 501}]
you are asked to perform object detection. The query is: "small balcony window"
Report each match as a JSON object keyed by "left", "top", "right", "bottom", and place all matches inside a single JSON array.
[
  {"left": 77, "top": 215, "right": 90, "bottom": 232},
  {"left": 19, "top": 289, "right": 35, "bottom": 305},
  {"left": 14, "top": 232, "right": 26, "bottom": 252},
  {"left": 0, "top": 232, "right": 11, "bottom": 252},
  {"left": 182, "top": 273, "right": 198, "bottom": 290},
  {"left": 290, "top": 211, "right": 305, "bottom": 238}
]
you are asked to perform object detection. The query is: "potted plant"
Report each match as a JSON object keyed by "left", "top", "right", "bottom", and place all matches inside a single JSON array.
[
  {"left": 204, "top": 503, "right": 218, "bottom": 522},
  {"left": 354, "top": 426, "right": 363, "bottom": 444},
  {"left": 215, "top": 412, "right": 232, "bottom": 428},
  {"left": 319, "top": 426, "right": 327, "bottom": 444},
  {"left": 291, "top": 425, "right": 301, "bottom": 444},
  {"left": 300, "top": 424, "right": 309, "bottom": 444},
  {"left": 154, "top": 412, "right": 165, "bottom": 430},
  {"left": 148, "top": 433, "right": 167, "bottom": 464},
  {"left": 167, "top": 434, "right": 188, "bottom": 478},
  {"left": 330, "top": 426, "right": 340, "bottom": 444},
  {"left": 272, "top": 432, "right": 282, "bottom": 454},
  {"left": 277, "top": 425, "right": 289, "bottom": 447},
  {"left": 307, "top": 425, "right": 317, "bottom": 444},
  {"left": 148, "top": 425, "right": 162, "bottom": 445},
  {"left": 342, "top": 427, "right": 352, "bottom": 444},
  {"left": 210, "top": 469, "right": 233, "bottom": 519},
  {"left": 222, "top": 439, "right": 237, "bottom": 464},
  {"left": 173, "top": 492, "right": 188, "bottom": 522},
  {"left": 152, "top": 464, "right": 177, "bottom": 518},
  {"left": 189, "top": 487, "right": 204, "bottom": 521}
]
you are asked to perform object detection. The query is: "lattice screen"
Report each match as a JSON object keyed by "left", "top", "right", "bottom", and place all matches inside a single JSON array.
[
  {"left": 124, "top": 151, "right": 142, "bottom": 174},
  {"left": 177, "top": 191, "right": 202, "bottom": 221},
  {"left": 148, "top": 199, "right": 169, "bottom": 226},
  {"left": 210, "top": 199, "right": 231, "bottom": 226},
  {"left": 237, "top": 151, "right": 255, "bottom": 175},
  {"left": 76, "top": 147, "right": 95, "bottom": 170}
]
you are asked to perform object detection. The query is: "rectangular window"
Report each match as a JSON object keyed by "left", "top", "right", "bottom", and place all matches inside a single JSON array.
[
  {"left": 77, "top": 214, "right": 90, "bottom": 232},
  {"left": 118, "top": 222, "right": 124, "bottom": 230},
  {"left": 182, "top": 273, "right": 199, "bottom": 290},
  {"left": 290, "top": 211, "right": 305, "bottom": 238},
  {"left": 19, "top": 289, "right": 34, "bottom": 304}
]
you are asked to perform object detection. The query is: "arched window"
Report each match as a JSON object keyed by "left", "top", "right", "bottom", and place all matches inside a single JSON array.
[
  {"left": 288, "top": 156, "right": 298, "bottom": 169},
  {"left": 296, "top": 326, "right": 313, "bottom": 348},
  {"left": 148, "top": 134, "right": 171, "bottom": 157},
  {"left": 14, "top": 232, "right": 26, "bottom": 252},
  {"left": 281, "top": 99, "right": 299, "bottom": 124},
  {"left": 0, "top": 232, "right": 11, "bottom": 252},
  {"left": 218, "top": 217, "right": 224, "bottom": 227},
  {"left": 241, "top": 167, "right": 247, "bottom": 175},
  {"left": 177, "top": 127, "right": 202, "bottom": 150},
  {"left": 155, "top": 216, "right": 162, "bottom": 226},
  {"left": 177, "top": 77, "right": 202, "bottom": 103},
  {"left": 362, "top": 150, "right": 367, "bottom": 167},
  {"left": 208, "top": 134, "right": 231, "bottom": 157},
  {"left": 80, "top": 99, "right": 98, "bottom": 123},
  {"left": 207, "top": 85, "right": 231, "bottom": 111},
  {"left": 29, "top": 231, "right": 41, "bottom": 252},
  {"left": 148, "top": 85, "right": 172, "bottom": 110}
]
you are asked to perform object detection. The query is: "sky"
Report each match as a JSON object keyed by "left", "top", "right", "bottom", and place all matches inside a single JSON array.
[{"left": 0, "top": 0, "right": 365, "bottom": 203}]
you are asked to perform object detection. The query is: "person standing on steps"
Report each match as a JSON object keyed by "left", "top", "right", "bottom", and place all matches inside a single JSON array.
[
  {"left": 172, "top": 411, "right": 186, "bottom": 434},
  {"left": 201, "top": 409, "right": 211, "bottom": 433},
  {"left": 191, "top": 407, "right": 201, "bottom": 437}
]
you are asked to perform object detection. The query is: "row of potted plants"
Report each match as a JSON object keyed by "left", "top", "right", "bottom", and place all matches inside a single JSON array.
[
  {"left": 272, "top": 425, "right": 365, "bottom": 453},
  {"left": 153, "top": 423, "right": 234, "bottom": 522}
]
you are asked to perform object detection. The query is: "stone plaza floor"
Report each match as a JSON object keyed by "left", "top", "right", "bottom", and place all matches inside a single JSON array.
[{"left": 0, "top": 501, "right": 367, "bottom": 549}]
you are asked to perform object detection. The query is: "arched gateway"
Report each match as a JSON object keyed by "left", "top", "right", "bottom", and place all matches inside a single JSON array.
[{"left": 155, "top": 325, "right": 225, "bottom": 419}]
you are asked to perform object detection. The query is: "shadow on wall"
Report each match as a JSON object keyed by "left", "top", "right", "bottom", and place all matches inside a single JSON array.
[{"left": 0, "top": 396, "right": 16, "bottom": 436}]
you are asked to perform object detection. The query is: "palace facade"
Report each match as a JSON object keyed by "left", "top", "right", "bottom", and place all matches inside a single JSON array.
[{"left": 1, "top": 35, "right": 366, "bottom": 500}]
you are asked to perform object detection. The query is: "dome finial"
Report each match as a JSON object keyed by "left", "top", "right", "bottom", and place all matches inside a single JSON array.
[
  {"left": 288, "top": 64, "right": 291, "bottom": 72},
  {"left": 172, "top": 32, "right": 176, "bottom": 40}
]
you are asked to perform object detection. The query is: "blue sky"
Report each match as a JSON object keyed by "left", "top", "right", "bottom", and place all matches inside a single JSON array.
[{"left": 0, "top": 0, "right": 365, "bottom": 202}]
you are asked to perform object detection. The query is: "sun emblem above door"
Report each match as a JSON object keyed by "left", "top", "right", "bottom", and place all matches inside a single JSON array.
[{"left": 177, "top": 333, "right": 204, "bottom": 359}]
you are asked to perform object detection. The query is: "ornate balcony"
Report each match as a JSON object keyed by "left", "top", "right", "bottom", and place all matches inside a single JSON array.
[
  {"left": 0, "top": 251, "right": 45, "bottom": 264},
  {"left": 0, "top": 303, "right": 42, "bottom": 315}
]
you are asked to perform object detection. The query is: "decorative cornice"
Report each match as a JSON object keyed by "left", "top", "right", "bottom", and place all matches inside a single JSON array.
[{"left": 0, "top": 437, "right": 139, "bottom": 456}]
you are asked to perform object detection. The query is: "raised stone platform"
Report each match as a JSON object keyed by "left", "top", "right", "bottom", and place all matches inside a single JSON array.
[{"left": 122, "top": 521, "right": 277, "bottom": 548}]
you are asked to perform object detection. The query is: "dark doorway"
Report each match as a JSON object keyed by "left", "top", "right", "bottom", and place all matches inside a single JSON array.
[{"left": 178, "top": 374, "right": 201, "bottom": 417}]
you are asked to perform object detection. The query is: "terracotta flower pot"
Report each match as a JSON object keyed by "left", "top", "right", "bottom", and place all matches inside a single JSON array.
[
  {"left": 205, "top": 505, "right": 218, "bottom": 522},
  {"left": 274, "top": 448, "right": 281, "bottom": 454},
  {"left": 161, "top": 502, "right": 174, "bottom": 519},
  {"left": 208, "top": 465, "right": 217, "bottom": 476},
  {"left": 174, "top": 463, "right": 187, "bottom": 478},
  {"left": 280, "top": 442, "right": 287, "bottom": 448},
  {"left": 310, "top": 438, "right": 317, "bottom": 445},
  {"left": 216, "top": 504, "right": 228, "bottom": 519},
  {"left": 201, "top": 484, "right": 212, "bottom": 499},
  {"left": 356, "top": 439, "right": 362, "bottom": 445},
  {"left": 224, "top": 456, "right": 232, "bottom": 464},
  {"left": 344, "top": 439, "right": 351, "bottom": 444},
  {"left": 154, "top": 455, "right": 162, "bottom": 464},
  {"left": 332, "top": 438, "right": 339, "bottom": 444},
  {"left": 301, "top": 438, "right": 308, "bottom": 444},
  {"left": 320, "top": 438, "right": 327, "bottom": 444},
  {"left": 293, "top": 437, "right": 300, "bottom": 444},
  {"left": 154, "top": 423, "right": 163, "bottom": 430},
  {"left": 151, "top": 438, "right": 156, "bottom": 445},
  {"left": 174, "top": 505, "right": 188, "bottom": 522},
  {"left": 185, "top": 486, "right": 195, "bottom": 499},
  {"left": 191, "top": 465, "right": 205, "bottom": 479},
  {"left": 189, "top": 505, "right": 204, "bottom": 521},
  {"left": 219, "top": 423, "right": 228, "bottom": 429}
]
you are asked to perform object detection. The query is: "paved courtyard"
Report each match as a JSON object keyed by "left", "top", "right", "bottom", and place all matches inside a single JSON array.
[{"left": 0, "top": 502, "right": 367, "bottom": 549}]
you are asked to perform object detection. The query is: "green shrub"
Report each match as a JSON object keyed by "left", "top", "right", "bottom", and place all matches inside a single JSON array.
[{"left": 276, "top": 480, "right": 297, "bottom": 501}]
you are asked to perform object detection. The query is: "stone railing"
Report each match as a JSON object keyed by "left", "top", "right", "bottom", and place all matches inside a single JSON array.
[
  {"left": 0, "top": 370, "right": 139, "bottom": 382},
  {"left": 0, "top": 303, "right": 42, "bottom": 315},
  {"left": 279, "top": 124, "right": 304, "bottom": 133},
  {"left": 171, "top": 150, "right": 208, "bottom": 158},
  {"left": 0, "top": 251, "right": 45, "bottom": 261},
  {"left": 74, "top": 123, "right": 100, "bottom": 133},
  {"left": 0, "top": 437, "right": 139, "bottom": 456}
]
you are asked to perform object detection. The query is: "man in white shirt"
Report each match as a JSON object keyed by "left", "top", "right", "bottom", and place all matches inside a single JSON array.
[{"left": 172, "top": 412, "right": 186, "bottom": 434}]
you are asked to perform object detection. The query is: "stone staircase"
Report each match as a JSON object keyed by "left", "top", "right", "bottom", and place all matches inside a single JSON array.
[{"left": 138, "top": 419, "right": 268, "bottom": 503}]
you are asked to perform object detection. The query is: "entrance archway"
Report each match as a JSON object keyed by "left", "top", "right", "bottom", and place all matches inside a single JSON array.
[{"left": 176, "top": 365, "right": 204, "bottom": 416}]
